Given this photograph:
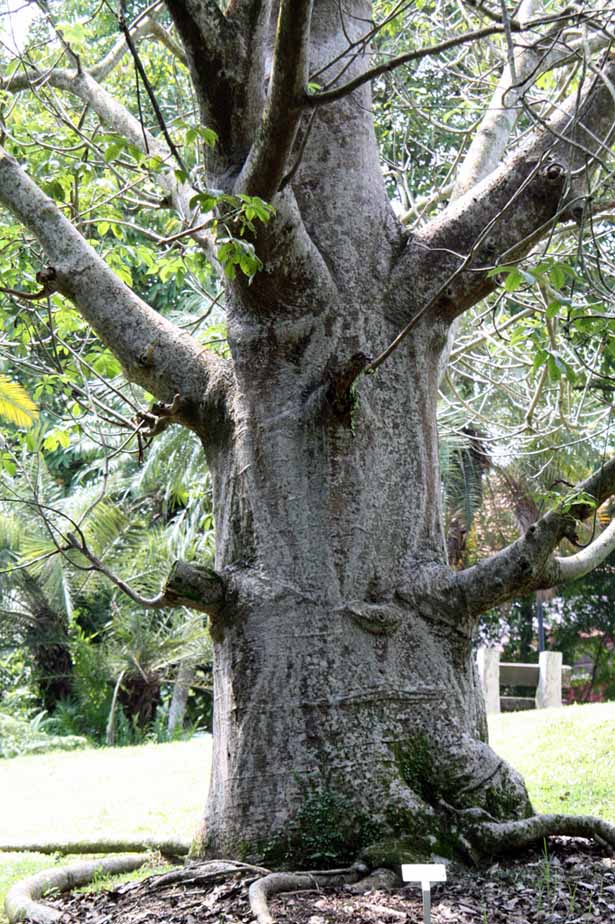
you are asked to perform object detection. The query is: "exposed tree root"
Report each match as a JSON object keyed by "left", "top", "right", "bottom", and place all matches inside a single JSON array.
[
  {"left": 0, "top": 838, "right": 189, "bottom": 858},
  {"left": 4, "top": 854, "right": 148, "bottom": 923},
  {"left": 146, "top": 859, "right": 270, "bottom": 891},
  {"left": 248, "top": 862, "right": 368, "bottom": 924},
  {"left": 7, "top": 813, "right": 615, "bottom": 924},
  {"left": 469, "top": 812, "right": 615, "bottom": 857},
  {"left": 346, "top": 867, "right": 400, "bottom": 894}
]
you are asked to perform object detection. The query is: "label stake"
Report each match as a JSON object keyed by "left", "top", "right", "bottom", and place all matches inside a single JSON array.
[{"left": 401, "top": 863, "right": 447, "bottom": 924}]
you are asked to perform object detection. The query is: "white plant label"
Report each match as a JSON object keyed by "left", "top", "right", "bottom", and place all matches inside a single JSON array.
[{"left": 401, "top": 864, "right": 447, "bottom": 924}]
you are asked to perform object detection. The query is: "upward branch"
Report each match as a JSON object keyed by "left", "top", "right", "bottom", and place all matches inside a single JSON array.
[
  {"left": 236, "top": 0, "right": 313, "bottom": 200},
  {"left": 452, "top": 0, "right": 543, "bottom": 199},
  {"left": 1, "top": 25, "right": 215, "bottom": 258},
  {"left": 390, "top": 58, "right": 615, "bottom": 336}
]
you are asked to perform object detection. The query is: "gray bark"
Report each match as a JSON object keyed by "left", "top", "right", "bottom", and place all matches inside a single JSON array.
[{"left": 1, "top": 0, "right": 615, "bottom": 867}]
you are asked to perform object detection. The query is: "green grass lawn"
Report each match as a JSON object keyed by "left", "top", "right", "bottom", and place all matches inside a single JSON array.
[
  {"left": 489, "top": 701, "right": 615, "bottom": 820},
  {"left": 1, "top": 703, "right": 614, "bottom": 922},
  {"left": 0, "top": 737, "right": 211, "bottom": 924}
]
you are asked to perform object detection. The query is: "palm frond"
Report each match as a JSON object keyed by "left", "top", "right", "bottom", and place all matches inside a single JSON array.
[{"left": 0, "top": 375, "right": 38, "bottom": 428}]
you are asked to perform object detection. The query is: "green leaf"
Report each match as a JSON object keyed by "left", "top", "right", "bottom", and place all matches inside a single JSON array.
[
  {"left": 532, "top": 349, "right": 548, "bottom": 372},
  {"left": 549, "top": 264, "right": 567, "bottom": 288},
  {"left": 546, "top": 300, "right": 561, "bottom": 319},
  {"left": 43, "top": 428, "right": 71, "bottom": 451},
  {"left": 0, "top": 453, "right": 16, "bottom": 476},
  {"left": 504, "top": 268, "right": 524, "bottom": 292},
  {"left": 104, "top": 142, "right": 125, "bottom": 164},
  {"left": 189, "top": 192, "right": 218, "bottom": 212},
  {"left": 547, "top": 354, "right": 562, "bottom": 381}
]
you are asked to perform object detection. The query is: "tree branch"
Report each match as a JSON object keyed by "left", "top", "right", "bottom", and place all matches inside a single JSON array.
[
  {"left": 65, "top": 528, "right": 225, "bottom": 616},
  {"left": 164, "top": 0, "right": 244, "bottom": 169},
  {"left": 140, "top": 20, "right": 187, "bottom": 66},
  {"left": 236, "top": 0, "right": 313, "bottom": 199},
  {"left": 452, "top": 453, "right": 615, "bottom": 616},
  {"left": 165, "top": 0, "right": 228, "bottom": 41},
  {"left": 3, "top": 15, "right": 156, "bottom": 93},
  {"left": 0, "top": 149, "right": 218, "bottom": 411},
  {"left": 162, "top": 559, "right": 226, "bottom": 614},
  {"left": 307, "top": 23, "right": 521, "bottom": 108},
  {"left": 118, "top": 3, "right": 187, "bottom": 173},
  {"left": 386, "top": 57, "right": 615, "bottom": 348},
  {"left": 437, "top": 4, "right": 611, "bottom": 383},
  {"left": 454, "top": 8, "right": 614, "bottom": 199},
  {"left": 1, "top": 34, "right": 215, "bottom": 258},
  {"left": 552, "top": 516, "right": 615, "bottom": 583},
  {"left": 452, "top": 0, "right": 542, "bottom": 199},
  {"left": 305, "top": 9, "right": 594, "bottom": 110}
]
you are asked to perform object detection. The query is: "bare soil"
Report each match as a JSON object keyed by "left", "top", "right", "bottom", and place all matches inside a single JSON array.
[{"left": 50, "top": 838, "right": 615, "bottom": 924}]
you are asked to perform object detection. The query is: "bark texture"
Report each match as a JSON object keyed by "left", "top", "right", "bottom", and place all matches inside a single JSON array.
[{"left": 1, "top": 0, "right": 615, "bottom": 871}]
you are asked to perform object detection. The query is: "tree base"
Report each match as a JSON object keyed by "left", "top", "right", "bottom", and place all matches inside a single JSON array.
[{"left": 11, "top": 835, "right": 615, "bottom": 924}]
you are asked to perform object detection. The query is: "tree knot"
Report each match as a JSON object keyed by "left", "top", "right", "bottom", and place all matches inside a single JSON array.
[
  {"left": 542, "top": 161, "right": 566, "bottom": 184},
  {"left": 326, "top": 351, "right": 372, "bottom": 422},
  {"left": 336, "top": 601, "right": 402, "bottom": 636}
]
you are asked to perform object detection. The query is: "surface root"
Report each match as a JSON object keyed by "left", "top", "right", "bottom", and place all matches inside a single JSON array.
[
  {"left": 147, "top": 859, "right": 269, "bottom": 891},
  {"left": 4, "top": 854, "right": 148, "bottom": 923},
  {"left": 0, "top": 838, "right": 189, "bottom": 858},
  {"left": 346, "top": 867, "right": 400, "bottom": 894},
  {"left": 249, "top": 862, "right": 368, "bottom": 924},
  {"left": 471, "top": 812, "right": 615, "bottom": 856}
]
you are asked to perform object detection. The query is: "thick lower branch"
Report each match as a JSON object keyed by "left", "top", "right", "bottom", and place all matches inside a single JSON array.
[
  {"left": 451, "top": 452, "right": 615, "bottom": 615},
  {"left": 65, "top": 530, "right": 225, "bottom": 616},
  {"left": 162, "top": 560, "right": 226, "bottom": 614},
  {"left": 393, "top": 59, "right": 615, "bottom": 329},
  {"left": 0, "top": 150, "right": 221, "bottom": 411}
]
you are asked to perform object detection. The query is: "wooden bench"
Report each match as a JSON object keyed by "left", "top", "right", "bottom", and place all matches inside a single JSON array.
[{"left": 477, "top": 648, "right": 572, "bottom": 714}]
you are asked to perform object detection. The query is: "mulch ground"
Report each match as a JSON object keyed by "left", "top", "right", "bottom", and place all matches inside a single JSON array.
[{"left": 49, "top": 837, "right": 615, "bottom": 924}]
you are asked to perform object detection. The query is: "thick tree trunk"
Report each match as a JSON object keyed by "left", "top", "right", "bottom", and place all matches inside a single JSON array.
[
  {"left": 181, "top": 0, "right": 538, "bottom": 867},
  {"left": 6, "top": 0, "right": 614, "bottom": 874},
  {"left": 196, "top": 303, "right": 530, "bottom": 865}
]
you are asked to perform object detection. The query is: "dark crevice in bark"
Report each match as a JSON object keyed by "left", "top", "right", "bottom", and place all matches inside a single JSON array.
[
  {"left": 164, "top": 1, "right": 250, "bottom": 174},
  {"left": 324, "top": 351, "right": 372, "bottom": 423}
]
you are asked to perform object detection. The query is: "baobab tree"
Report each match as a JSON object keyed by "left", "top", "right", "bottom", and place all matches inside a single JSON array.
[{"left": 2, "top": 0, "right": 615, "bottom": 878}]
